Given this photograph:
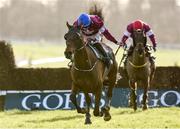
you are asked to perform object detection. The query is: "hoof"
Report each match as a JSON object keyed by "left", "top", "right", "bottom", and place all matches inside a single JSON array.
[
  {"left": 142, "top": 105, "right": 148, "bottom": 111},
  {"left": 104, "top": 112, "right": 111, "bottom": 121},
  {"left": 77, "top": 108, "right": 86, "bottom": 114},
  {"left": 93, "top": 110, "right": 103, "bottom": 117},
  {"left": 102, "top": 107, "right": 111, "bottom": 121},
  {"left": 133, "top": 104, "right": 137, "bottom": 111},
  {"left": 85, "top": 119, "right": 92, "bottom": 124},
  {"left": 104, "top": 115, "right": 111, "bottom": 121}
]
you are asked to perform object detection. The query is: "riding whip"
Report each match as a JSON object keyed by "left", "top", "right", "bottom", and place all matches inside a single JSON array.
[{"left": 115, "top": 45, "right": 121, "bottom": 56}]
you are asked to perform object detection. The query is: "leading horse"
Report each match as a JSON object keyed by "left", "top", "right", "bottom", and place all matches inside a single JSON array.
[
  {"left": 64, "top": 22, "right": 118, "bottom": 124},
  {"left": 125, "top": 30, "right": 153, "bottom": 111}
]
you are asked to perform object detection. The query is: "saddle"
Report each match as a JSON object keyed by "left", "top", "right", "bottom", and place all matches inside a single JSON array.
[
  {"left": 88, "top": 42, "right": 114, "bottom": 79},
  {"left": 88, "top": 43, "right": 114, "bottom": 63}
]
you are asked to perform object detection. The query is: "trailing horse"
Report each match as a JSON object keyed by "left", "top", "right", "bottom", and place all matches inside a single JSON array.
[
  {"left": 64, "top": 22, "right": 117, "bottom": 124},
  {"left": 125, "top": 30, "right": 154, "bottom": 111}
]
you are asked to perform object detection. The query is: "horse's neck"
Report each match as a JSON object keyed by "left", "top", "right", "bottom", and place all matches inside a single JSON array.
[{"left": 74, "top": 47, "right": 95, "bottom": 69}]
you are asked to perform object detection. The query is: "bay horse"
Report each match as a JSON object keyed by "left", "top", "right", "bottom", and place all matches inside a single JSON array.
[
  {"left": 125, "top": 30, "right": 152, "bottom": 111},
  {"left": 64, "top": 22, "right": 118, "bottom": 124}
]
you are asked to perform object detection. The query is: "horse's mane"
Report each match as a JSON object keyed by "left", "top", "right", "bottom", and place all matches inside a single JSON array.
[{"left": 88, "top": 3, "right": 104, "bottom": 21}]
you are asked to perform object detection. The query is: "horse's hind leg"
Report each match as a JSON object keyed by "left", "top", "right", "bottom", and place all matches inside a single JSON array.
[
  {"left": 129, "top": 80, "right": 137, "bottom": 111},
  {"left": 101, "top": 59, "right": 117, "bottom": 121},
  {"left": 101, "top": 85, "right": 113, "bottom": 121},
  {"left": 70, "top": 84, "right": 86, "bottom": 114},
  {"left": 84, "top": 93, "right": 92, "bottom": 124}
]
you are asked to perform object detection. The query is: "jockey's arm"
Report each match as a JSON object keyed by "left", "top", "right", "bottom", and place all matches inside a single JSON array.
[
  {"left": 120, "top": 29, "right": 131, "bottom": 46},
  {"left": 145, "top": 29, "right": 157, "bottom": 52},
  {"left": 149, "top": 34, "right": 157, "bottom": 47},
  {"left": 73, "top": 20, "right": 79, "bottom": 28},
  {"left": 100, "top": 26, "right": 118, "bottom": 44},
  {"left": 145, "top": 24, "right": 157, "bottom": 48}
]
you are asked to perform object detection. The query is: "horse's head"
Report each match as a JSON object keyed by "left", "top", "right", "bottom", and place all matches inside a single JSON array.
[
  {"left": 64, "top": 22, "right": 83, "bottom": 59},
  {"left": 132, "top": 29, "right": 146, "bottom": 57},
  {"left": 133, "top": 29, "right": 146, "bottom": 45},
  {"left": 134, "top": 42, "right": 146, "bottom": 57}
]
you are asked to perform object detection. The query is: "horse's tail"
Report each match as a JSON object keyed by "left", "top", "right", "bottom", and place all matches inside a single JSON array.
[{"left": 88, "top": 2, "right": 104, "bottom": 21}]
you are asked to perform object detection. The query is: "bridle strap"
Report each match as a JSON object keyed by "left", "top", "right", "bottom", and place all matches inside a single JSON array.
[
  {"left": 75, "top": 41, "right": 88, "bottom": 51},
  {"left": 129, "top": 60, "right": 148, "bottom": 68},
  {"left": 73, "top": 60, "right": 98, "bottom": 72}
]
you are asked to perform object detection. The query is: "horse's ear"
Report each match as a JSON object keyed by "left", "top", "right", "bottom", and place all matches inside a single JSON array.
[{"left": 66, "top": 21, "right": 72, "bottom": 29}]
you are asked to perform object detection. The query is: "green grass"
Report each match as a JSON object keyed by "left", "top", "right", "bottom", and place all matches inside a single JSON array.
[
  {"left": 11, "top": 42, "right": 180, "bottom": 68},
  {"left": 0, "top": 107, "right": 179, "bottom": 128}
]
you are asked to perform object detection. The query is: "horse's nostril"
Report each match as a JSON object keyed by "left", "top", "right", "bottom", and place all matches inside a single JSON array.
[
  {"left": 64, "top": 51, "right": 72, "bottom": 59},
  {"left": 64, "top": 36, "right": 67, "bottom": 40},
  {"left": 64, "top": 34, "right": 68, "bottom": 40}
]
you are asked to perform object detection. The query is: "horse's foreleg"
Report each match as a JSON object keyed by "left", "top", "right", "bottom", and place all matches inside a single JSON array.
[
  {"left": 129, "top": 80, "right": 137, "bottom": 111},
  {"left": 142, "top": 80, "right": 149, "bottom": 110},
  {"left": 84, "top": 93, "right": 92, "bottom": 124},
  {"left": 70, "top": 84, "right": 86, "bottom": 114},
  {"left": 93, "top": 88, "right": 103, "bottom": 117},
  {"left": 150, "top": 62, "right": 156, "bottom": 83}
]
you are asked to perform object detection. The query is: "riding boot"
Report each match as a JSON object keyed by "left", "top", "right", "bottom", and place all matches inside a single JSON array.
[{"left": 93, "top": 43, "right": 111, "bottom": 68}]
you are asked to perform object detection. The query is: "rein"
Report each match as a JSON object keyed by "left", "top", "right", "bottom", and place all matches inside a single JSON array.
[
  {"left": 73, "top": 41, "right": 98, "bottom": 72},
  {"left": 75, "top": 42, "right": 88, "bottom": 51},
  {"left": 73, "top": 60, "right": 98, "bottom": 72}
]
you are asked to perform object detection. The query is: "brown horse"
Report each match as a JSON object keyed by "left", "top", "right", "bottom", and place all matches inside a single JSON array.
[
  {"left": 64, "top": 22, "right": 118, "bottom": 124},
  {"left": 125, "top": 30, "right": 152, "bottom": 111}
]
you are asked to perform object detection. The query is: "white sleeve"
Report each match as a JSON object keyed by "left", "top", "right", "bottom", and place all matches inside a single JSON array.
[
  {"left": 99, "top": 25, "right": 106, "bottom": 33},
  {"left": 146, "top": 29, "right": 154, "bottom": 37},
  {"left": 124, "top": 30, "right": 131, "bottom": 37}
]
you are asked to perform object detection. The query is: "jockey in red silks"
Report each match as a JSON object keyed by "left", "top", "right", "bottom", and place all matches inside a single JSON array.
[
  {"left": 120, "top": 20, "right": 157, "bottom": 51},
  {"left": 120, "top": 20, "right": 157, "bottom": 78},
  {"left": 73, "top": 13, "right": 119, "bottom": 68}
]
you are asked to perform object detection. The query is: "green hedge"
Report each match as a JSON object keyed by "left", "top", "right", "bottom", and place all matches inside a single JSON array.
[
  {"left": 9, "top": 68, "right": 72, "bottom": 90},
  {"left": 0, "top": 40, "right": 71, "bottom": 90},
  {"left": 117, "top": 67, "right": 180, "bottom": 89},
  {"left": 0, "top": 41, "right": 15, "bottom": 87},
  {"left": 0, "top": 40, "right": 179, "bottom": 90}
]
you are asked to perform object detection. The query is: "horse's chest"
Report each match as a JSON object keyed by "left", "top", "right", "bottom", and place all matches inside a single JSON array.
[
  {"left": 71, "top": 71, "right": 102, "bottom": 92},
  {"left": 129, "top": 68, "right": 150, "bottom": 79}
]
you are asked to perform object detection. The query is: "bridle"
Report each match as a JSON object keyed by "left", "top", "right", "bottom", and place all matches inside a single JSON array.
[
  {"left": 66, "top": 29, "right": 98, "bottom": 72},
  {"left": 128, "top": 42, "right": 148, "bottom": 68}
]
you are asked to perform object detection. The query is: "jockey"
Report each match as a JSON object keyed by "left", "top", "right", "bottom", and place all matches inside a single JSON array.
[
  {"left": 73, "top": 13, "right": 119, "bottom": 68},
  {"left": 120, "top": 20, "right": 157, "bottom": 51},
  {"left": 120, "top": 20, "right": 157, "bottom": 78}
]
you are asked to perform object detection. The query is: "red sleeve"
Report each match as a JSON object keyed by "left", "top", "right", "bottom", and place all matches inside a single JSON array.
[
  {"left": 73, "top": 20, "right": 78, "bottom": 27},
  {"left": 90, "top": 15, "right": 104, "bottom": 29},
  {"left": 127, "top": 23, "right": 133, "bottom": 33},
  {"left": 120, "top": 23, "right": 132, "bottom": 44},
  {"left": 144, "top": 23, "right": 151, "bottom": 32},
  {"left": 102, "top": 29, "right": 117, "bottom": 44},
  {"left": 149, "top": 34, "right": 157, "bottom": 47},
  {"left": 121, "top": 35, "right": 128, "bottom": 45}
]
